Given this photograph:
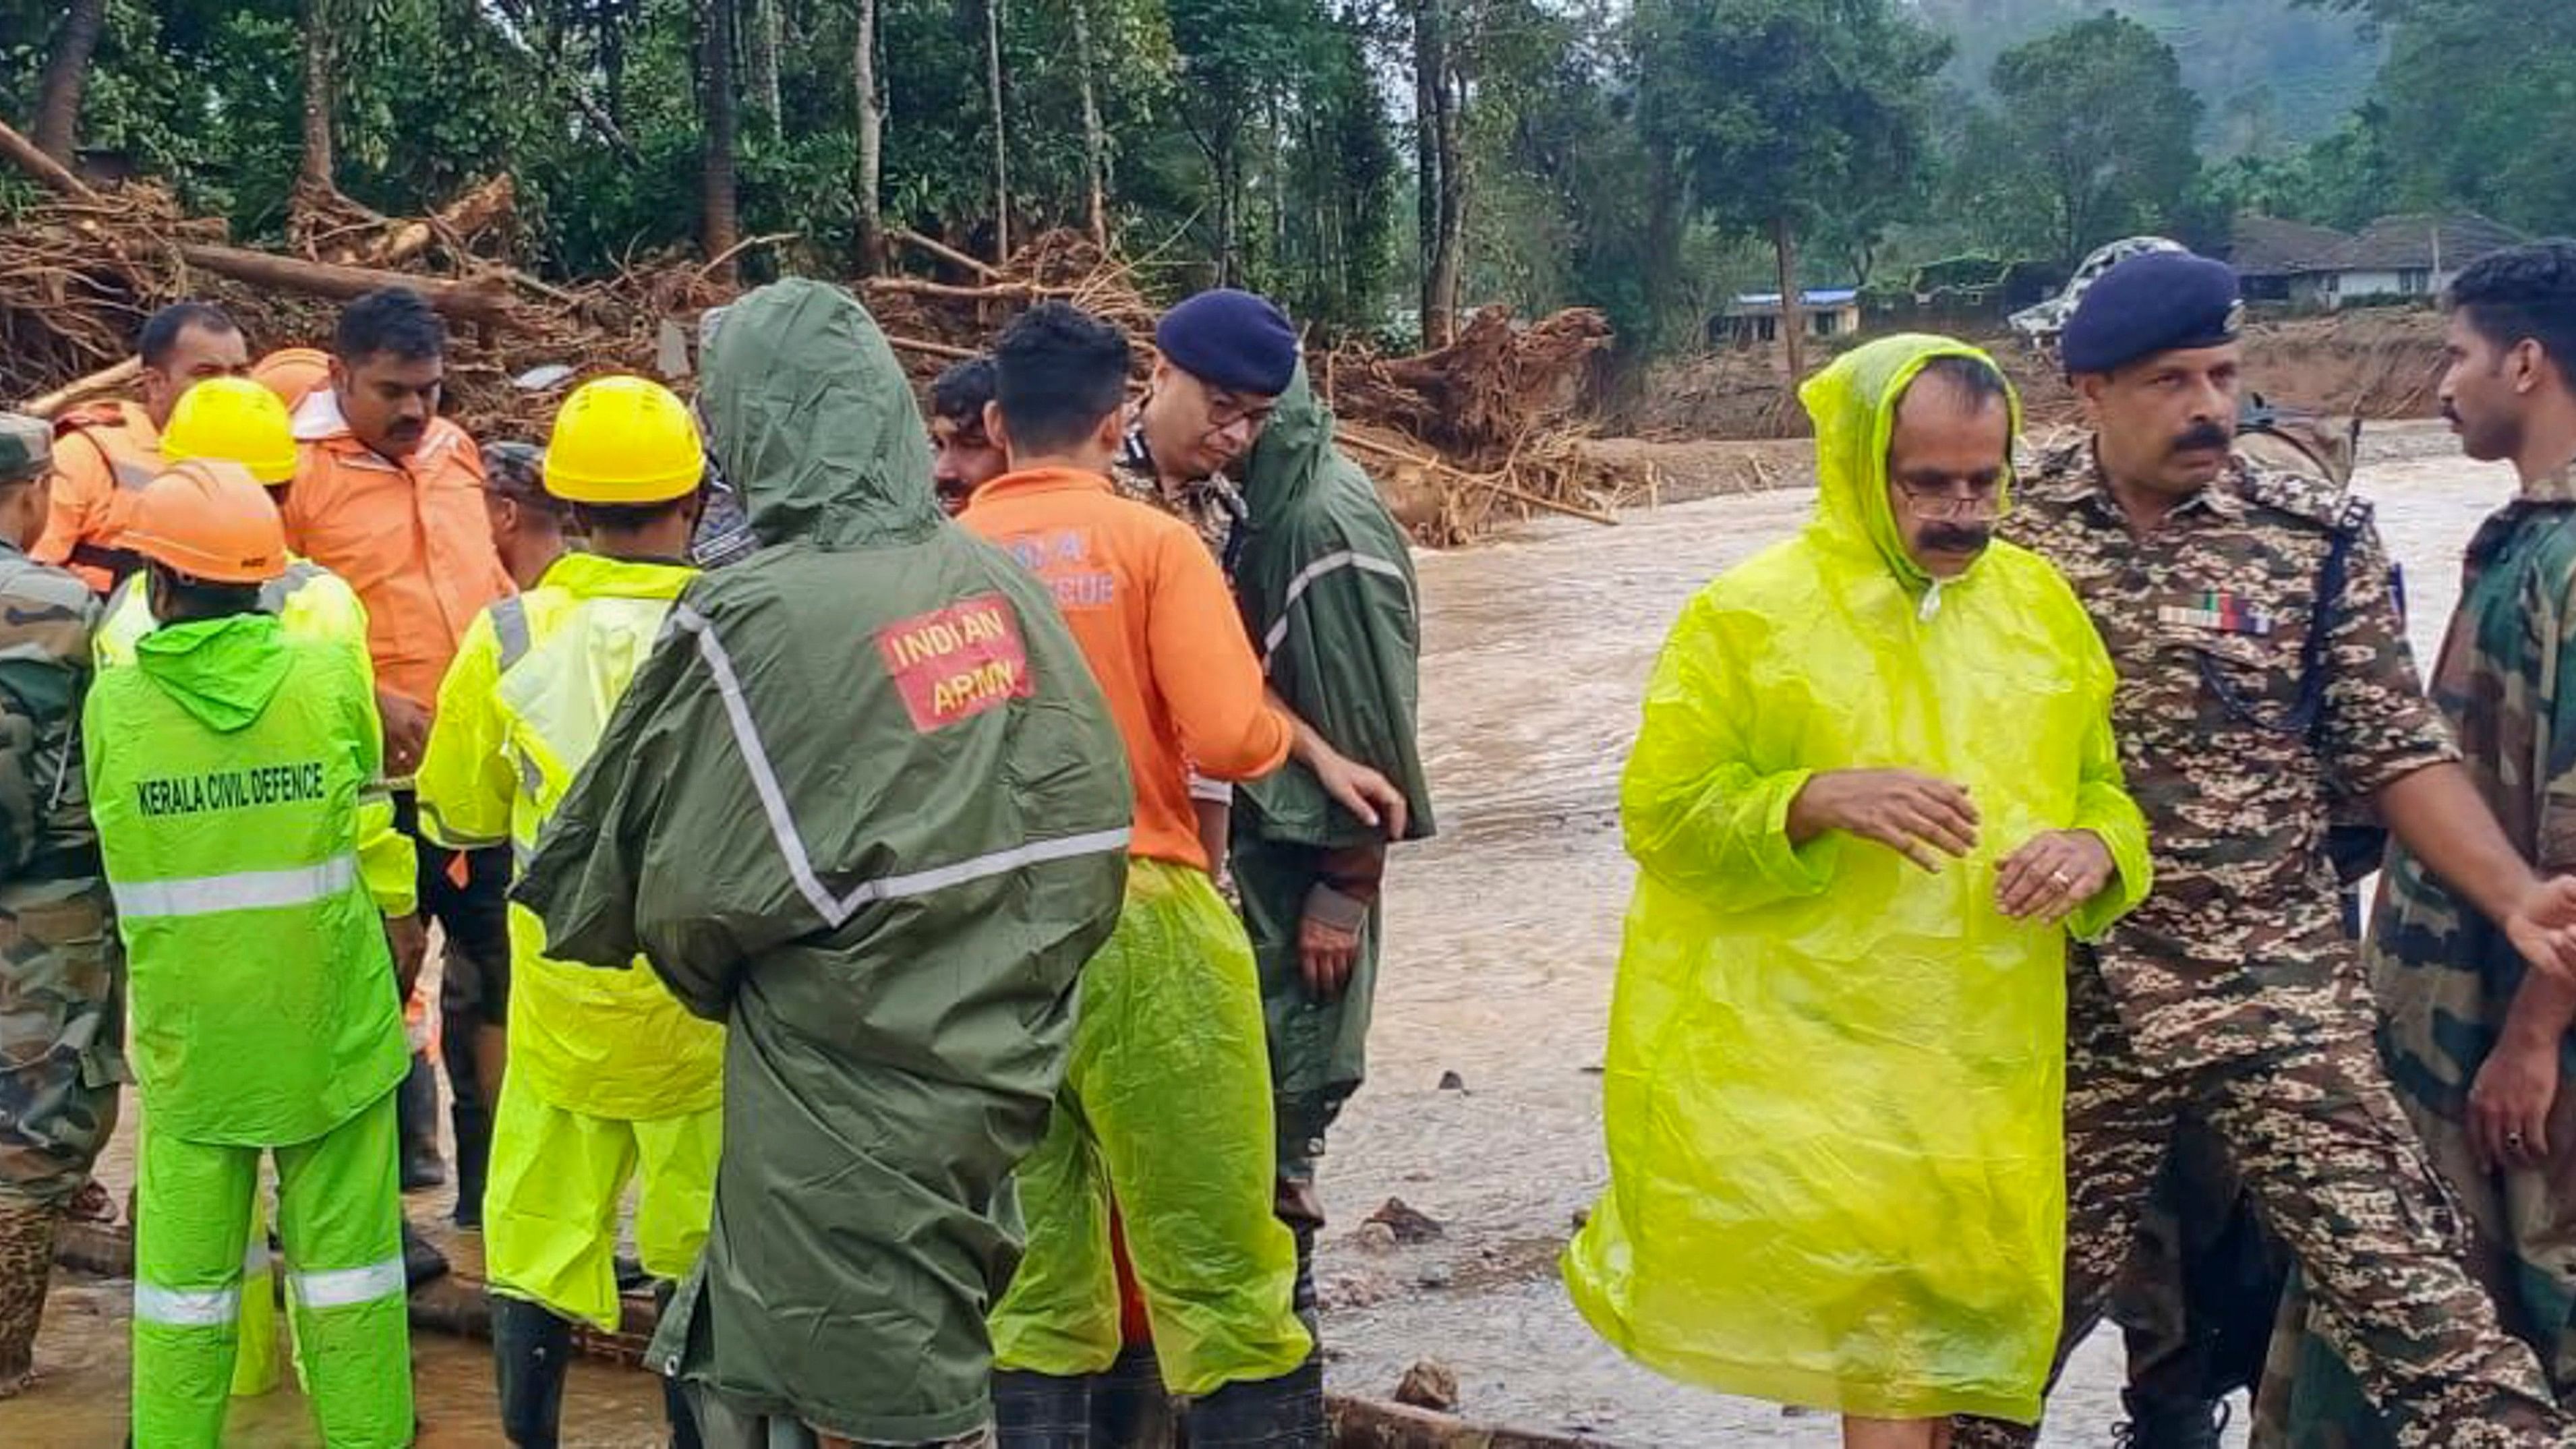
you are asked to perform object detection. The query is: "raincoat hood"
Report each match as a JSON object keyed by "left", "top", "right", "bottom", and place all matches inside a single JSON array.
[
  {"left": 1801, "top": 333, "right": 2022, "bottom": 594},
  {"left": 135, "top": 613, "right": 291, "bottom": 733},
  {"left": 699, "top": 278, "right": 943, "bottom": 550},
  {"left": 1241, "top": 365, "right": 1341, "bottom": 528}
]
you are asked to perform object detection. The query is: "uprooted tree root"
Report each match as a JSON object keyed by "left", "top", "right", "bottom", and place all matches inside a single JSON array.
[{"left": 3, "top": 122, "right": 1622, "bottom": 543}]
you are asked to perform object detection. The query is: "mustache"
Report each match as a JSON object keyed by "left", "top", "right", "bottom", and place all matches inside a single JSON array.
[
  {"left": 1919, "top": 523, "right": 1994, "bottom": 554},
  {"left": 2172, "top": 421, "right": 2232, "bottom": 456}
]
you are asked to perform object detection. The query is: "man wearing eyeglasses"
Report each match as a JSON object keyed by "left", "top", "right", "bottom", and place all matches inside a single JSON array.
[
  {"left": 1952, "top": 250, "right": 2576, "bottom": 1449},
  {"left": 1566, "top": 334, "right": 2150, "bottom": 1449}
]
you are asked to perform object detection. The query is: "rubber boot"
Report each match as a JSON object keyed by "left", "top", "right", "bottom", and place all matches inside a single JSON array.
[
  {"left": 993, "top": 1368, "right": 1091, "bottom": 1448},
  {"left": 2114, "top": 1388, "right": 2229, "bottom": 1449},
  {"left": 495, "top": 1296, "right": 575, "bottom": 1448},
  {"left": 0, "top": 1200, "right": 59, "bottom": 1396},
  {"left": 450, "top": 1096, "right": 493, "bottom": 1230},
  {"left": 1088, "top": 1344, "right": 1179, "bottom": 1449},
  {"left": 402, "top": 1218, "right": 452, "bottom": 1289},
  {"left": 1185, "top": 1359, "right": 1324, "bottom": 1449},
  {"left": 399, "top": 1053, "right": 446, "bottom": 1191}
]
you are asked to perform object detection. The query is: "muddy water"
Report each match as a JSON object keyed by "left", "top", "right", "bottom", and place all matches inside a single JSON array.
[{"left": 0, "top": 426, "right": 2511, "bottom": 1447}]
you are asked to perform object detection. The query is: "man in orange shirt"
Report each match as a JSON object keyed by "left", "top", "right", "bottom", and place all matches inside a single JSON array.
[
  {"left": 283, "top": 287, "right": 517, "bottom": 1230},
  {"left": 36, "top": 301, "right": 251, "bottom": 592},
  {"left": 964, "top": 302, "right": 1321, "bottom": 1448}
]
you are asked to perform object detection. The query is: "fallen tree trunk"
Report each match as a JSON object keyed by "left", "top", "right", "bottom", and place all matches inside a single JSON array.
[
  {"left": 869, "top": 276, "right": 1072, "bottom": 303},
  {"left": 894, "top": 227, "right": 1002, "bottom": 280},
  {"left": 1329, "top": 1396, "right": 1610, "bottom": 1449},
  {"left": 0, "top": 113, "right": 96, "bottom": 201},
  {"left": 175, "top": 244, "right": 521, "bottom": 328},
  {"left": 22, "top": 357, "right": 140, "bottom": 417}
]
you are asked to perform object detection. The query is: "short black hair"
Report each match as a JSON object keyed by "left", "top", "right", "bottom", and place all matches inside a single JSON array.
[
  {"left": 150, "top": 564, "right": 263, "bottom": 621},
  {"left": 572, "top": 494, "right": 699, "bottom": 535},
  {"left": 334, "top": 287, "right": 446, "bottom": 366},
  {"left": 1908, "top": 353, "right": 2013, "bottom": 412},
  {"left": 139, "top": 302, "right": 241, "bottom": 369},
  {"left": 930, "top": 357, "right": 998, "bottom": 425},
  {"left": 2448, "top": 240, "right": 2576, "bottom": 394},
  {"left": 992, "top": 302, "right": 1131, "bottom": 456}
]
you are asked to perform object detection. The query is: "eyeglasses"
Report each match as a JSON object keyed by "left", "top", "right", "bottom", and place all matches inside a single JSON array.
[{"left": 1894, "top": 480, "right": 2004, "bottom": 521}]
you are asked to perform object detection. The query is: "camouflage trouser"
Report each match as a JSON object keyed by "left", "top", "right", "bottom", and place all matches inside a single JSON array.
[
  {"left": 0, "top": 877, "right": 123, "bottom": 1208},
  {"left": 2112, "top": 1109, "right": 2289, "bottom": 1408},
  {"left": 1954, "top": 961, "right": 2563, "bottom": 1449}
]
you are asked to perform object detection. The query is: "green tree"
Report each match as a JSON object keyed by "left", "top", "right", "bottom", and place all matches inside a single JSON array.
[
  {"left": 1974, "top": 11, "right": 2204, "bottom": 264},
  {"left": 1632, "top": 0, "right": 1947, "bottom": 377}
]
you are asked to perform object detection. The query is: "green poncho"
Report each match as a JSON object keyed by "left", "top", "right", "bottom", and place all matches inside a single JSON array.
[
  {"left": 516, "top": 280, "right": 1133, "bottom": 1444},
  {"left": 1229, "top": 367, "right": 1435, "bottom": 1170}
]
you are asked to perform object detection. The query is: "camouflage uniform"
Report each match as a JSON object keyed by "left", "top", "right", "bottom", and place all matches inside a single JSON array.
[
  {"left": 1951, "top": 440, "right": 2564, "bottom": 1448},
  {"left": 1111, "top": 423, "right": 1250, "bottom": 570},
  {"left": 2111, "top": 415, "right": 2368, "bottom": 1443},
  {"left": 2257, "top": 467, "right": 2576, "bottom": 1448},
  {"left": 0, "top": 414, "right": 122, "bottom": 1390}
]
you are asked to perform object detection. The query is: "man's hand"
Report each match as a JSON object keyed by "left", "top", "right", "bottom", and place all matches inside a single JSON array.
[
  {"left": 1995, "top": 830, "right": 2116, "bottom": 924},
  {"left": 1310, "top": 750, "right": 1409, "bottom": 839},
  {"left": 1298, "top": 883, "right": 1370, "bottom": 1000},
  {"left": 2501, "top": 875, "right": 2576, "bottom": 982},
  {"left": 379, "top": 690, "right": 432, "bottom": 777},
  {"left": 2470, "top": 1033, "right": 2559, "bottom": 1173},
  {"left": 1785, "top": 769, "right": 1979, "bottom": 871},
  {"left": 385, "top": 913, "right": 430, "bottom": 1001}
]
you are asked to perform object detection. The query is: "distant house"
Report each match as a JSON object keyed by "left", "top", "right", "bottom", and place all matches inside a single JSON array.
[
  {"left": 1717, "top": 289, "right": 1862, "bottom": 346},
  {"left": 2327, "top": 213, "right": 2523, "bottom": 304},
  {"left": 2226, "top": 216, "right": 2354, "bottom": 308},
  {"left": 2223, "top": 212, "right": 2525, "bottom": 310}
]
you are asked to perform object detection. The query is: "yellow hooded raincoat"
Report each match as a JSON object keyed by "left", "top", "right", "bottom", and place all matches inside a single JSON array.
[{"left": 1562, "top": 334, "right": 2151, "bottom": 1423}]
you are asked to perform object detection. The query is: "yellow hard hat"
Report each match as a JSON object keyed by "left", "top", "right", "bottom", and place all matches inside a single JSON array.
[
  {"left": 126, "top": 459, "right": 289, "bottom": 584},
  {"left": 543, "top": 376, "right": 704, "bottom": 505},
  {"left": 163, "top": 376, "right": 298, "bottom": 486}
]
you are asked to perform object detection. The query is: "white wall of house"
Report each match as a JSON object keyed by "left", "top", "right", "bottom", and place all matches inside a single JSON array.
[{"left": 2324, "top": 268, "right": 2438, "bottom": 306}]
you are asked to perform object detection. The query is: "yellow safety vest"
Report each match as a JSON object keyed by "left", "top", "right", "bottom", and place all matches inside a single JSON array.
[{"left": 415, "top": 552, "right": 722, "bottom": 1119}]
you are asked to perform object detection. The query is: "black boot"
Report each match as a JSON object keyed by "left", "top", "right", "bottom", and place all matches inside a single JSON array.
[
  {"left": 494, "top": 1297, "right": 575, "bottom": 1448},
  {"left": 1185, "top": 1359, "right": 1324, "bottom": 1449},
  {"left": 1088, "top": 1344, "right": 1179, "bottom": 1448},
  {"left": 993, "top": 1368, "right": 1091, "bottom": 1448},
  {"left": 2113, "top": 1388, "right": 2228, "bottom": 1449},
  {"left": 450, "top": 1100, "right": 493, "bottom": 1230},
  {"left": 401, "top": 1220, "right": 452, "bottom": 1289},
  {"left": 398, "top": 1054, "right": 446, "bottom": 1191}
]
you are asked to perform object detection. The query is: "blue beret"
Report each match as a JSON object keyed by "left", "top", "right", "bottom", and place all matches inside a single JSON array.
[
  {"left": 2060, "top": 252, "right": 2245, "bottom": 375},
  {"left": 1156, "top": 289, "right": 1299, "bottom": 396}
]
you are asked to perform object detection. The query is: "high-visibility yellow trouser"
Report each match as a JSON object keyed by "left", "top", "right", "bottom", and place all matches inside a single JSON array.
[
  {"left": 132, "top": 1091, "right": 412, "bottom": 1449},
  {"left": 989, "top": 858, "right": 1314, "bottom": 1397},
  {"left": 484, "top": 1078, "right": 720, "bottom": 1330}
]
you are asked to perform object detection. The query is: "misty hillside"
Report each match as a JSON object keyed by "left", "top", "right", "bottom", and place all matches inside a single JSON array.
[{"left": 1910, "top": 0, "right": 2387, "bottom": 152}]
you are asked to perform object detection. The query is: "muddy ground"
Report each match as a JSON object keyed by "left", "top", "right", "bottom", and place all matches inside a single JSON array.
[{"left": 0, "top": 421, "right": 2509, "bottom": 1446}]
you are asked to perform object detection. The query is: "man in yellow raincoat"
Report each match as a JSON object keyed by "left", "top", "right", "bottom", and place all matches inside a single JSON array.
[
  {"left": 414, "top": 376, "right": 722, "bottom": 1448},
  {"left": 1563, "top": 334, "right": 2153, "bottom": 1449}
]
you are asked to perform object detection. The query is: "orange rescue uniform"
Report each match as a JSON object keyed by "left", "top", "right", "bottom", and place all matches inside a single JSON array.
[
  {"left": 283, "top": 390, "right": 514, "bottom": 707},
  {"left": 35, "top": 401, "right": 163, "bottom": 593},
  {"left": 960, "top": 465, "right": 1290, "bottom": 868}
]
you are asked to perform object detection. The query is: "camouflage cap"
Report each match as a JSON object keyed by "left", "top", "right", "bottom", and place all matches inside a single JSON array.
[
  {"left": 481, "top": 440, "right": 548, "bottom": 502},
  {"left": 0, "top": 413, "right": 51, "bottom": 485}
]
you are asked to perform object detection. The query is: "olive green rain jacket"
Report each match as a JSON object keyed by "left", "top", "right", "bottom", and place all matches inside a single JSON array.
[
  {"left": 516, "top": 279, "right": 1133, "bottom": 1444},
  {"left": 1229, "top": 367, "right": 1435, "bottom": 1164}
]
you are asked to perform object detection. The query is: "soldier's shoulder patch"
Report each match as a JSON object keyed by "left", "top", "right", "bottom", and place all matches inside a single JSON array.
[{"left": 2237, "top": 462, "right": 2368, "bottom": 535}]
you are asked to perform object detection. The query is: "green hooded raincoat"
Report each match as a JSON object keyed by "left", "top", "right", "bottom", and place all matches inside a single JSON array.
[
  {"left": 1229, "top": 367, "right": 1435, "bottom": 1171},
  {"left": 515, "top": 280, "right": 1134, "bottom": 1444},
  {"left": 1561, "top": 335, "right": 2151, "bottom": 1423}
]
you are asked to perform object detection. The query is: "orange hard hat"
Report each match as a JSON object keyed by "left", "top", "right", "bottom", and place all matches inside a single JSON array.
[
  {"left": 125, "top": 459, "right": 289, "bottom": 584},
  {"left": 250, "top": 347, "right": 332, "bottom": 413}
]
